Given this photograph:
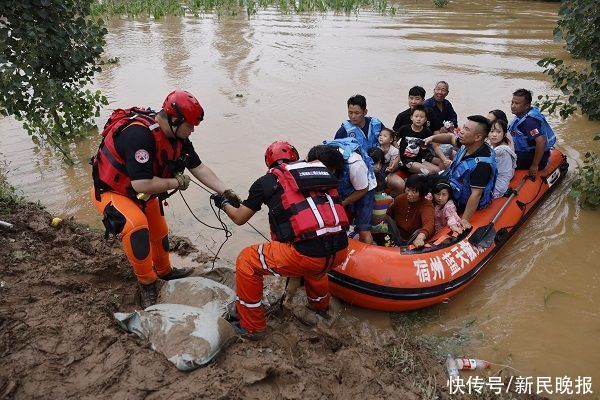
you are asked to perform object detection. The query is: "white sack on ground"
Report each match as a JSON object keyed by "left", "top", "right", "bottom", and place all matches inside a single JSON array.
[
  {"left": 115, "top": 303, "right": 236, "bottom": 371},
  {"left": 158, "top": 276, "right": 235, "bottom": 313},
  {"left": 114, "top": 277, "right": 237, "bottom": 371}
]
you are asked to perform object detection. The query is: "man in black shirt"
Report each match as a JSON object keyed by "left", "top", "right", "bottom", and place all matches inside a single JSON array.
[
  {"left": 211, "top": 141, "right": 349, "bottom": 338},
  {"left": 392, "top": 86, "right": 443, "bottom": 134},
  {"left": 424, "top": 115, "right": 497, "bottom": 229},
  {"left": 91, "top": 90, "right": 239, "bottom": 309}
]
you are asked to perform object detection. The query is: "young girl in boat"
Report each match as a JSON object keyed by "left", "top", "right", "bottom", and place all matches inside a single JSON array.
[
  {"left": 431, "top": 181, "right": 463, "bottom": 234},
  {"left": 487, "top": 119, "right": 517, "bottom": 198}
]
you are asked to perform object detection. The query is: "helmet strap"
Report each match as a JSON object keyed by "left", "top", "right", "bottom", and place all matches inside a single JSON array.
[{"left": 167, "top": 114, "right": 181, "bottom": 138}]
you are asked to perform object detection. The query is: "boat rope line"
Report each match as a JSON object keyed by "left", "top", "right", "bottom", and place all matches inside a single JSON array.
[
  {"left": 189, "top": 180, "right": 270, "bottom": 242},
  {"left": 179, "top": 190, "right": 232, "bottom": 269}
]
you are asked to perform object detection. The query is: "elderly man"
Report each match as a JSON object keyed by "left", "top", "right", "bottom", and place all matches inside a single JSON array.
[
  {"left": 424, "top": 115, "right": 497, "bottom": 229},
  {"left": 508, "top": 88, "right": 556, "bottom": 177},
  {"left": 423, "top": 81, "right": 458, "bottom": 130}
]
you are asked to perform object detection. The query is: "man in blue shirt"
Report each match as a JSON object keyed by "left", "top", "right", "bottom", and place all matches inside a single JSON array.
[
  {"left": 334, "top": 94, "right": 383, "bottom": 153},
  {"left": 334, "top": 94, "right": 405, "bottom": 195},
  {"left": 508, "top": 89, "right": 556, "bottom": 177},
  {"left": 423, "top": 81, "right": 458, "bottom": 130}
]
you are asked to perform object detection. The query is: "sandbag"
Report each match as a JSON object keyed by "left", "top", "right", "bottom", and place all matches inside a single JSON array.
[
  {"left": 158, "top": 276, "right": 235, "bottom": 313},
  {"left": 115, "top": 304, "right": 236, "bottom": 371},
  {"left": 114, "top": 277, "right": 238, "bottom": 371}
]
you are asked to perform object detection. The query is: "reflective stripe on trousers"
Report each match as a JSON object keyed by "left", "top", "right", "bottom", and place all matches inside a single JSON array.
[{"left": 235, "top": 240, "right": 348, "bottom": 333}]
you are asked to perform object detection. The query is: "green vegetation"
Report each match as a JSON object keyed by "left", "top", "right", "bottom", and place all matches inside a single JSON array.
[
  {"left": 0, "top": 0, "right": 108, "bottom": 163},
  {"left": 537, "top": 0, "right": 600, "bottom": 209},
  {"left": 0, "top": 163, "right": 23, "bottom": 213},
  {"left": 90, "top": 0, "right": 398, "bottom": 17},
  {"left": 537, "top": 0, "right": 599, "bottom": 122},
  {"left": 543, "top": 286, "right": 575, "bottom": 308},
  {"left": 571, "top": 152, "right": 600, "bottom": 208}
]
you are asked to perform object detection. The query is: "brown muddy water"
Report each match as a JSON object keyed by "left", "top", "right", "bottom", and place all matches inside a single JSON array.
[{"left": 1, "top": 0, "right": 599, "bottom": 395}]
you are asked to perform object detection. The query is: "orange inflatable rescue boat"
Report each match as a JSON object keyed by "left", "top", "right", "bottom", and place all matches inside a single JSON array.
[{"left": 328, "top": 149, "right": 568, "bottom": 312}]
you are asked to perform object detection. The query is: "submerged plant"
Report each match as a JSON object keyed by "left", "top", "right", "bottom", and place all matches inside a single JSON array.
[
  {"left": 543, "top": 286, "right": 575, "bottom": 308},
  {"left": 91, "top": 0, "right": 401, "bottom": 16}
]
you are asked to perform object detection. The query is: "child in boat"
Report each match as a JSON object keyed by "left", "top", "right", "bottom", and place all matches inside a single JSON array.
[
  {"left": 431, "top": 181, "right": 463, "bottom": 234},
  {"left": 396, "top": 105, "right": 442, "bottom": 175},
  {"left": 487, "top": 119, "right": 516, "bottom": 198},
  {"left": 368, "top": 150, "right": 394, "bottom": 245},
  {"left": 378, "top": 128, "right": 400, "bottom": 173}
]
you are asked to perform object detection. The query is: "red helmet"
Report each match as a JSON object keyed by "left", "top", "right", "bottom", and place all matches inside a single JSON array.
[
  {"left": 264, "top": 141, "right": 299, "bottom": 168},
  {"left": 162, "top": 90, "right": 204, "bottom": 126}
]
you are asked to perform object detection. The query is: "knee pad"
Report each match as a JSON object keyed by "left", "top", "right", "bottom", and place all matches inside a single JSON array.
[
  {"left": 130, "top": 228, "right": 150, "bottom": 260},
  {"left": 162, "top": 235, "right": 169, "bottom": 252}
]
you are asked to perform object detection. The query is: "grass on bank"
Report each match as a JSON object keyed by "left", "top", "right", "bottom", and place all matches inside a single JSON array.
[
  {"left": 91, "top": 0, "right": 400, "bottom": 17},
  {"left": 0, "top": 163, "right": 24, "bottom": 214}
]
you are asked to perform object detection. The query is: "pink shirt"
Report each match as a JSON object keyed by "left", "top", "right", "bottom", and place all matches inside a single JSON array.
[{"left": 434, "top": 199, "right": 461, "bottom": 232}]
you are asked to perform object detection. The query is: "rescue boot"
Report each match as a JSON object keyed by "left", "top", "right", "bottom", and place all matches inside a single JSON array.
[
  {"left": 160, "top": 266, "right": 194, "bottom": 281},
  {"left": 229, "top": 320, "right": 267, "bottom": 341},
  {"left": 139, "top": 281, "right": 159, "bottom": 309}
]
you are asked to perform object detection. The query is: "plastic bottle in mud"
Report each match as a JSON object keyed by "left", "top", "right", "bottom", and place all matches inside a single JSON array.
[
  {"left": 446, "top": 354, "right": 459, "bottom": 378},
  {"left": 455, "top": 358, "right": 491, "bottom": 370}
]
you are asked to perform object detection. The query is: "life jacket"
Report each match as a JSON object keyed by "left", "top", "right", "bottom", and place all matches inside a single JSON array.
[
  {"left": 91, "top": 107, "right": 184, "bottom": 201},
  {"left": 323, "top": 138, "right": 375, "bottom": 199},
  {"left": 448, "top": 144, "right": 497, "bottom": 210},
  {"left": 268, "top": 160, "right": 349, "bottom": 243},
  {"left": 508, "top": 106, "right": 556, "bottom": 153},
  {"left": 341, "top": 116, "right": 382, "bottom": 153}
]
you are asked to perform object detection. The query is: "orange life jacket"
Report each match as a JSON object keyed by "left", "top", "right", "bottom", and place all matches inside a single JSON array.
[
  {"left": 91, "top": 107, "right": 183, "bottom": 201},
  {"left": 268, "top": 161, "right": 349, "bottom": 243}
]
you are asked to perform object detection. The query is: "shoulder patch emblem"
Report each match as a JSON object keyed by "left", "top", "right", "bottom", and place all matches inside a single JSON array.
[{"left": 135, "top": 149, "right": 150, "bottom": 163}]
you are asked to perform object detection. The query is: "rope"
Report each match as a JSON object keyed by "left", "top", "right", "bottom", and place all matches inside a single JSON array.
[
  {"left": 178, "top": 191, "right": 231, "bottom": 269},
  {"left": 189, "top": 180, "right": 270, "bottom": 241},
  {"left": 177, "top": 179, "right": 271, "bottom": 268}
]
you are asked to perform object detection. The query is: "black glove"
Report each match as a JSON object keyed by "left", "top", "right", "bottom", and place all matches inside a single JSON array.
[
  {"left": 223, "top": 189, "right": 241, "bottom": 208},
  {"left": 210, "top": 193, "right": 230, "bottom": 210}
]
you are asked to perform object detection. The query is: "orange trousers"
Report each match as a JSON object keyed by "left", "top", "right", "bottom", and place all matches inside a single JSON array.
[
  {"left": 90, "top": 189, "right": 172, "bottom": 284},
  {"left": 236, "top": 241, "right": 348, "bottom": 333}
]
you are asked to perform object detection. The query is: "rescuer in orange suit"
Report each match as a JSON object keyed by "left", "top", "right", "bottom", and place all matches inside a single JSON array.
[
  {"left": 210, "top": 141, "right": 350, "bottom": 338},
  {"left": 90, "top": 90, "right": 240, "bottom": 308}
]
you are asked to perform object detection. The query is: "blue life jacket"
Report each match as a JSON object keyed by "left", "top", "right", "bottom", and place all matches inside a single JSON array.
[
  {"left": 449, "top": 144, "right": 497, "bottom": 210},
  {"left": 341, "top": 117, "right": 382, "bottom": 154},
  {"left": 323, "top": 138, "right": 374, "bottom": 199},
  {"left": 508, "top": 107, "right": 556, "bottom": 153}
]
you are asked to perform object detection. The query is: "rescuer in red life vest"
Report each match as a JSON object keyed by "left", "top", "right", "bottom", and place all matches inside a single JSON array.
[
  {"left": 211, "top": 141, "right": 350, "bottom": 338},
  {"left": 90, "top": 90, "right": 240, "bottom": 308}
]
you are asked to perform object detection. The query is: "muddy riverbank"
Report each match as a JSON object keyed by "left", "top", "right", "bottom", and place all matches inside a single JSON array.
[{"left": 0, "top": 198, "right": 455, "bottom": 399}]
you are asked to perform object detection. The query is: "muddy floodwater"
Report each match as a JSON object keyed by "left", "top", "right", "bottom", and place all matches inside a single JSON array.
[{"left": 1, "top": 0, "right": 599, "bottom": 394}]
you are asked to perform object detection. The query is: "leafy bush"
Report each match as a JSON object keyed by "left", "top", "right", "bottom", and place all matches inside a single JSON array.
[
  {"left": 537, "top": 0, "right": 600, "bottom": 122},
  {"left": 571, "top": 151, "right": 600, "bottom": 208},
  {"left": 0, "top": 0, "right": 108, "bottom": 163},
  {"left": 538, "top": 0, "right": 600, "bottom": 210}
]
